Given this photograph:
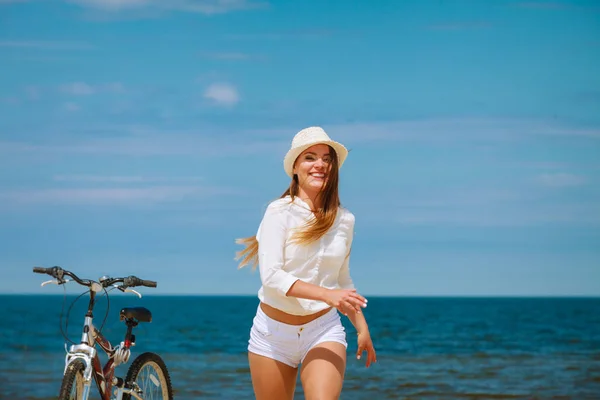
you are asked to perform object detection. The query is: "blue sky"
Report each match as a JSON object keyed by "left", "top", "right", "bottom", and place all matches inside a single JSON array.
[{"left": 1, "top": 0, "right": 599, "bottom": 296}]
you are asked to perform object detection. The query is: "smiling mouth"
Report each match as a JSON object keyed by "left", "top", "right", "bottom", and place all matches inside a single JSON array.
[{"left": 310, "top": 173, "right": 326, "bottom": 179}]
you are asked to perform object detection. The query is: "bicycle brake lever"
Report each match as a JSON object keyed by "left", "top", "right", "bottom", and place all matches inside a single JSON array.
[
  {"left": 123, "top": 288, "right": 142, "bottom": 298},
  {"left": 41, "top": 279, "right": 70, "bottom": 287}
]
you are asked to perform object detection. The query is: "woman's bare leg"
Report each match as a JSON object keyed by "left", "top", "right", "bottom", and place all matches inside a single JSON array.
[
  {"left": 249, "top": 352, "right": 298, "bottom": 400},
  {"left": 300, "top": 342, "right": 347, "bottom": 400}
]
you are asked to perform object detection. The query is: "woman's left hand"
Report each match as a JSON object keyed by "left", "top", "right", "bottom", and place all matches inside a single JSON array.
[{"left": 356, "top": 330, "right": 377, "bottom": 367}]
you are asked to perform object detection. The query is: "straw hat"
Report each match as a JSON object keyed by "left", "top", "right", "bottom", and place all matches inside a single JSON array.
[{"left": 283, "top": 126, "right": 348, "bottom": 178}]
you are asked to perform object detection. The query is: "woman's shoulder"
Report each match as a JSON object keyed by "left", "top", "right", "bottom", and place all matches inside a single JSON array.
[
  {"left": 338, "top": 205, "right": 356, "bottom": 226},
  {"left": 264, "top": 196, "right": 294, "bottom": 214},
  {"left": 256, "top": 198, "right": 294, "bottom": 236}
]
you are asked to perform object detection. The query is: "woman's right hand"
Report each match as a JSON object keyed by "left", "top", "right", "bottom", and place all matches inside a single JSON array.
[{"left": 322, "top": 289, "right": 367, "bottom": 315}]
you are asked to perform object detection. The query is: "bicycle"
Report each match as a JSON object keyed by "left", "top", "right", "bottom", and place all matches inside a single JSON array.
[{"left": 33, "top": 265, "right": 174, "bottom": 400}]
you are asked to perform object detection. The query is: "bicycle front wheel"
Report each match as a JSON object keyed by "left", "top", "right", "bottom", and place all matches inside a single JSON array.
[
  {"left": 58, "top": 359, "right": 85, "bottom": 400},
  {"left": 124, "top": 352, "right": 173, "bottom": 400}
]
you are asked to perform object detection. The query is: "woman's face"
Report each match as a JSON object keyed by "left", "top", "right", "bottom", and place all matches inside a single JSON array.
[{"left": 293, "top": 144, "right": 333, "bottom": 195}]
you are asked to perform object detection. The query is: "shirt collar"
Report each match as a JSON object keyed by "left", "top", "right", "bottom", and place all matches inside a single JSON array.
[{"left": 286, "top": 195, "right": 313, "bottom": 213}]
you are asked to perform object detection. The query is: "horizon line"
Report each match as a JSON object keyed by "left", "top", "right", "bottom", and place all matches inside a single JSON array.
[{"left": 2, "top": 293, "right": 599, "bottom": 298}]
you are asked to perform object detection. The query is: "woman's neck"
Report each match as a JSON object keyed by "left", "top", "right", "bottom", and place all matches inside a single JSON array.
[{"left": 296, "top": 188, "right": 321, "bottom": 211}]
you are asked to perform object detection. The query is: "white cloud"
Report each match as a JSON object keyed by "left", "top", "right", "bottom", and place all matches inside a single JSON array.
[
  {"left": 0, "top": 185, "right": 235, "bottom": 206},
  {"left": 60, "top": 82, "right": 124, "bottom": 95},
  {"left": 201, "top": 52, "right": 251, "bottom": 60},
  {"left": 393, "top": 202, "right": 600, "bottom": 227},
  {"left": 66, "top": 0, "right": 267, "bottom": 14},
  {"left": 104, "top": 82, "right": 124, "bottom": 92},
  {"left": 67, "top": 0, "right": 149, "bottom": 10},
  {"left": 514, "top": 2, "right": 600, "bottom": 11},
  {"left": 325, "top": 117, "right": 600, "bottom": 144},
  {"left": 537, "top": 173, "right": 587, "bottom": 187},
  {"left": 0, "top": 128, "right": 285, "bottom": 157},
  {"left": 64, "top": 102, "right": 81, "bottom": 112},
  {"left": 0, "top": 117, "right": 598, "bottom": 158},
  {"left": 225, "top": 29, "right": 335, "bottom": 40},
  {"left": 24, "top": 85, "right": 41, "bottom": 100},
  {"left": 203, "top": 82, "right": 240, "bottom": 106},
  {"left": 426, "top": 22, "right": 492, "bottom": 31},
  {"left": 0, "top": 40, "right": 93, "bottom": 50},
  {"left": 1, "top": 97, "right": 20, "bottom": 105},
  {"left": 53, "top": 175, "right": 204, "bottom": 183},
  {"left": 515, "top": 2, "right": 571, "bottom": 10},
  {"left": 355, "top": 187, "right": 600, "bottom": 227},
  {"left": 61, "top": 82, "right": 95, "bottom": 95}
]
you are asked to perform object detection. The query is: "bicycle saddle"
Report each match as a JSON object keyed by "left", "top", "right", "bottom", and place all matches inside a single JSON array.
[{"left": 119, "top": 307, "right": 152, "bottom": 323}]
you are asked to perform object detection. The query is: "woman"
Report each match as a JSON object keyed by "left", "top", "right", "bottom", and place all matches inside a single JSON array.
[{"left": 236, "top": 126, "right": 376, "bottom": 400}]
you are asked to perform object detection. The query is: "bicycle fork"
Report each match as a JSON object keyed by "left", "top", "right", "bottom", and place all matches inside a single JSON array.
[{"left": 64, "top": 343, "right": 96, "bottom": 400}]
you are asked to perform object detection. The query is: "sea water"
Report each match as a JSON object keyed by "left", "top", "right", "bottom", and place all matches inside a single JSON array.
[{"left": 1, "top": 295, "right": 599, "bottom": 399}]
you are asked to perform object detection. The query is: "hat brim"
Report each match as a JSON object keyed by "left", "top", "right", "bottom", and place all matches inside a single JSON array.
[{"left": 283, "top": 140, "right": 348, "bottom": 178}]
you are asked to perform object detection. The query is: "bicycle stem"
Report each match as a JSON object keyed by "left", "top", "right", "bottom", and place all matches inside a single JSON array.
[{"left": 81, "top": 290, "right": 97, "bottom": 346}]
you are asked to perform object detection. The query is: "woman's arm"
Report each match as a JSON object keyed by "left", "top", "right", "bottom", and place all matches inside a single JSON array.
[
  {"left": 256, "top": 203, "right": 301, "bottom": 296},
  {"left": 286, "top": 279, "right": 367, "bottom": 314},
  {"left": 345, "top": 305, "right": 369, "bottom": 333},
  {"left": 345, "top": 307, "right": 377, "bottom": 367},
  {"left": 337, "top": 212, "right": 376, "bottom": 367}
]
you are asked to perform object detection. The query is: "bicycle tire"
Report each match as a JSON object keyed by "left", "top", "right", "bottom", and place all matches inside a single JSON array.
[
  {"left": 124, "top": 352, "right": 173, "bottom": 400},
  {"left": 58, "top": 359, "right": 86, "bottom": 400}
]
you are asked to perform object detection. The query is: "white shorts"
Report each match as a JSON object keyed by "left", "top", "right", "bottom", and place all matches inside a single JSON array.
[{"left": 248, "top": 304, "right": 348, "bottom": 368}]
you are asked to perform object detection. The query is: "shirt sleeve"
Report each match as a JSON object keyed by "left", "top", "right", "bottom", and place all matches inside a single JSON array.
[
  {"left": 338, "top": 212, "right": 356, "bottom": 290},
  {"left": 256, "top": 202, "right": 299, "bottom": 296}
]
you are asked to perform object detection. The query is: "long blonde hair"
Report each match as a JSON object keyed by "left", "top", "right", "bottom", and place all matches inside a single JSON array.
[{"left": 235, "top": 145, "right": 341, "bottom": 270}]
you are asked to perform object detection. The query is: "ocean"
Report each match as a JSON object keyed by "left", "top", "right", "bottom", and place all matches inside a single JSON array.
[{"left": 1, "top": 294, "right": 599, "bottom": 399}]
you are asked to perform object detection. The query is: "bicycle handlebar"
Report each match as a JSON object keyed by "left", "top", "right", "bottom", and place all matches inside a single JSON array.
[{"left": 33, "top": 266, "right": 157, "bottom": 289}]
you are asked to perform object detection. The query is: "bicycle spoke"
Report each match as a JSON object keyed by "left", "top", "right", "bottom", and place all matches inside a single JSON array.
[{"left": 136, "top": 363, "right": 166, "bottom": 399}]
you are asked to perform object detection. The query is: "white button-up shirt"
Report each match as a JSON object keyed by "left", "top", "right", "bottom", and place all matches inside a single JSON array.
[{"left": 256, "top": 195, "right": 355, "bottom": 316}]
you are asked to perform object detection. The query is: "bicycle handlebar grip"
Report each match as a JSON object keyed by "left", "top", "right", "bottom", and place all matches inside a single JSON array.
[
  {"left": 123, "top": 275, "right": 157, "bottom": 288},
  {"left": 123, "top": 276, "right": 139, "bottom": 287},
  {"left": 33, "top": 267, "right": 50, "bottom": 274}
]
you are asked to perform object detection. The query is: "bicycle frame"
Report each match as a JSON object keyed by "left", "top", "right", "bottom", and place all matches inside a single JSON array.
[{"left": 64, "top": 286, "right": 140, "bottom": 400}]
